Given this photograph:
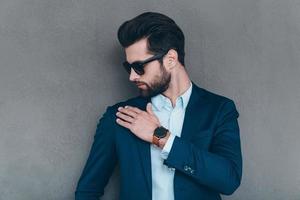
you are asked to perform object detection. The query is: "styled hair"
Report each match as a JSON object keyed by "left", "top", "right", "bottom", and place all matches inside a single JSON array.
[{"left": 117, "top": 12, "right": 185, "bottom": 66}]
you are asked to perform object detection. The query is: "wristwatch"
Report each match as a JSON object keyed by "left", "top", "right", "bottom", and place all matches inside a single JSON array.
[{"left": 152, "top": 126, "right": 169, "bottom": 147}]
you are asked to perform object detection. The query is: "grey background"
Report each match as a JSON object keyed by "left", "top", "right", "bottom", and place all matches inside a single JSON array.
[{"left": 0, "top": 0, "right": 299, "bottom": 199}]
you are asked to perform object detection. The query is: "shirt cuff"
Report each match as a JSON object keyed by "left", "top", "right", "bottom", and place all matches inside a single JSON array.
[{"left": 160, "top": 132, "right": 176, "bottom": 160}]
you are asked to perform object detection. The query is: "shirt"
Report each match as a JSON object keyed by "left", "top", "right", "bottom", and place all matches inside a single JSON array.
[{"left": 150, "top": 81, "right": 193, "bottom": 200}]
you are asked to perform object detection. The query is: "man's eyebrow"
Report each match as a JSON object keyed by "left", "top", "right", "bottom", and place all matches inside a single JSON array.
[
  {"left": 125, "top": 59, "right": 138, "bottom": 64},
  {"left": 126, "top": 58, "right": 144, "bottom": 64},
  {"left": 126, "top": 54, "right": 154, "bottom": 63}
]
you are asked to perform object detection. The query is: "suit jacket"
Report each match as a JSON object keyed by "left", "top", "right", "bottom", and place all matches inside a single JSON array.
[{"left": 75, "top": 81, "right": 242, "bottom": 200}]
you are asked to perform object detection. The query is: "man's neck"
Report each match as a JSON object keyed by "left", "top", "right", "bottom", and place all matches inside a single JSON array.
[{"left": 162, "top": 68, "right": 191, "bottom": 108}]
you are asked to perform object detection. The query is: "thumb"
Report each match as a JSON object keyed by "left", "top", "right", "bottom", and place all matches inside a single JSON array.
[{"left": 146, "top": 103, "right": 154, "bottom": 115}]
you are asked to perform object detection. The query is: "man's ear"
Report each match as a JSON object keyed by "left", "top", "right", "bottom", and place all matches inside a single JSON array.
[{"left": 164, "top": 49, "right": 178, "bottom": 70}]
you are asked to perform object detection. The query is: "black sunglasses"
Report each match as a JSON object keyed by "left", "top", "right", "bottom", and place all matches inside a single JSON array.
[{"left": 122, "top": 52, "right": 167, "bottom": 75}]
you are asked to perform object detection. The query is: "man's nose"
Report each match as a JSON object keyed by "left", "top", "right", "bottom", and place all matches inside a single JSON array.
[{"left": 129, "top": 68, "right": 140, "bottom": 82}]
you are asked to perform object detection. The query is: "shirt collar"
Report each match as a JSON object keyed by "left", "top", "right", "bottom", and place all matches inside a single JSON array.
[{"left": 151, "top": 81, "right": 193, "bottom": 111}]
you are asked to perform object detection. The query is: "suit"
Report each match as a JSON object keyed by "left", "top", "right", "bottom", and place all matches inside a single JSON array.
[{"left": 75, "top": 81, "right": 242, "bottom": 200}]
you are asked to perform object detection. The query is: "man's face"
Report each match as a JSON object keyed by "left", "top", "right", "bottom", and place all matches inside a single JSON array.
[{"left": 124, "top": 38, "right": 171, "bottom": 97}]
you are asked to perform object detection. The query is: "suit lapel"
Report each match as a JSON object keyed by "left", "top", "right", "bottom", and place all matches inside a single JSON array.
[{"left": 180, "top": 81, "right": 207, "bottom": 140}]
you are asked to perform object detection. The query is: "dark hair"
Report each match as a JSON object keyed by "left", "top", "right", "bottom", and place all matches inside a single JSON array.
[{"left": 117, "top": 12, "right": 185, "bottom": 66}]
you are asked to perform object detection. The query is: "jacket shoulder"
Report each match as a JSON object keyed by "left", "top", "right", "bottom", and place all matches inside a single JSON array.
[
  {"left": 105, "top": 95, "right": 145, "bottom": 113},
  {"left": 195, "top": 85, "right": 235, "bottom": 105}
]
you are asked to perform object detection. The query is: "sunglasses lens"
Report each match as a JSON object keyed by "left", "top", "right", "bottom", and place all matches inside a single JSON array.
[
  {"left": 122, "top": 52, "right": 167, "bottom": 75},
  {"left": 123, "top": 62, "right": 144, "bottom": 75},
  {"left": 132, "top": 63, "right": 144, "bottom": 75},
  {"left": 123, "top": 62, "right": 131, "bottom": 74}
]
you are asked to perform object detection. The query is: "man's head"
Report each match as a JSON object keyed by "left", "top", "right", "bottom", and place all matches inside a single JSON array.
[{"left": 117, "top": 12, "right": 185, "bottom": 97}]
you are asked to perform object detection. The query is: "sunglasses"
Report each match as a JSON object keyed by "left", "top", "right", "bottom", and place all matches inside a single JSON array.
[{"left": 122, "top": 52, "right": 167, "bottom": 75}]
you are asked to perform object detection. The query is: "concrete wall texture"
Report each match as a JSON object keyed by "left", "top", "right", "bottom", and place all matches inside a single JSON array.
[{"left": 0, "top": 0, "right": 299, "bottom": 199}]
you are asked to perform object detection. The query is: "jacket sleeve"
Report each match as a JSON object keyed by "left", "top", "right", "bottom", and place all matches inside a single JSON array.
[
  {"left": 163, "top": 100, "right": 242, "bottom": 195},
  {"left": 75, "top": 106, "right": 117, "bottom": 200}
]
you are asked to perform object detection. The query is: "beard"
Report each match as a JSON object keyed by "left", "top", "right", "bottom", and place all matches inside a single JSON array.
[{"left": 138, "top": 64, "right": 171, "bottom": 98}]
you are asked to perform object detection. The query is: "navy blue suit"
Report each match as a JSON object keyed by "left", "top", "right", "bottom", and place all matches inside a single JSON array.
[{"left": 75, "top": 81, "right": 242, "bottom": 200}]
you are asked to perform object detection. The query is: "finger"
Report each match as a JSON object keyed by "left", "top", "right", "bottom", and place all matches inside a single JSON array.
[
  {"left": 116, "top": 112, "right": 135, "bottom": 123},
  {"left": 119, "top": 107, "right": 138, "bottom": 118},
  {"left": 125, "top": 105, "right": 142, "bottom": 114},
  {"left": 146, "top": 103, "right": 155, "bottom": 115},
  {"left": 116, "top": 118, "right": 131, "bottom": 129}
]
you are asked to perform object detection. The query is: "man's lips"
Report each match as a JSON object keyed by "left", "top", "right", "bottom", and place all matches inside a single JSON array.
[{"left": 136, "top": 83, "right": 146, "bottom": 88}]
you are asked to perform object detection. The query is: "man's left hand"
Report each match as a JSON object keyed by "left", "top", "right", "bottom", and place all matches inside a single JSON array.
[{"left": 116, "top": 103, "right": 160, "bottom": 143}]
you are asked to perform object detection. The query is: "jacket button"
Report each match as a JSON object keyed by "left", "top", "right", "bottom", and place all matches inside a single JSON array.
[
  {"left": 184, "top": 165, "right": 189, "bottom": 171},
  {"left": 169, "top": 167, "right": 175, "bottom": 171}
]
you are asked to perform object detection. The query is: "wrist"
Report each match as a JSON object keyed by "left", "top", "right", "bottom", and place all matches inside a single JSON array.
[
  {"left": 152, "top": 126, "right": 169, "bottom": 147},
  {"left": 158, "top": 131, "right": 171, "bottom": 149}
]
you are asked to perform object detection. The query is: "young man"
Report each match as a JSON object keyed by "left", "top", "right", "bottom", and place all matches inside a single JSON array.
[{"left": 75, "top": 12, "right": 242, "bottom": 200}]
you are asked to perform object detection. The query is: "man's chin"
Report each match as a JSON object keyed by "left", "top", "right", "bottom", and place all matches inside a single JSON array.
[
  {"left": 139, "top": 89, "right": 161, "bottom": 98},
  {"left": 138, "top": 88, "right": 154, "bottom": 98},
  {"left": 139, "top": 89, "right": 150, "bottom": 97}
]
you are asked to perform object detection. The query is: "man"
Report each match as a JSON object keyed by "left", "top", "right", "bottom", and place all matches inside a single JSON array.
[{"left": 75, "top": 12, "right": 242, "bottom": 200}]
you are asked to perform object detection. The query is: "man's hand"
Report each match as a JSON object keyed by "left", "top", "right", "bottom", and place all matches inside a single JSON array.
[{"left": 116, "top": 103, "right": 160, "bottom": 143}]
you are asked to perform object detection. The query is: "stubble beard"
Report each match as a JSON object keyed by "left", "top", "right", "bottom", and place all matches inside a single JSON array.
[{"left": 139, "top": 64, "right": 171, "bottom": 98}]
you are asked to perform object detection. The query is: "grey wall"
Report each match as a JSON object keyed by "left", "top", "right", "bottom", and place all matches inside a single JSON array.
[{"left": 0, "top": 0, "right": 299, "bottom": 200}]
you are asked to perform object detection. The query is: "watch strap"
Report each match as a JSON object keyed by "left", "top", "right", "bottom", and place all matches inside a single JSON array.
[{"left": 152, "top": 135, "right": 160, "bottom": 146}]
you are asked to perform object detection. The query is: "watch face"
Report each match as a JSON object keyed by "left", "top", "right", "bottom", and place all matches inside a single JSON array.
[{"left": 154, "top": 127, "right": 168, "bottom": 138}]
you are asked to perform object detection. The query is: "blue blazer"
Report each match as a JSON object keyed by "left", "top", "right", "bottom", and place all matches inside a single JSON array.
[{"left": 75, "top": 82, "right": 242, "bottom": 200}]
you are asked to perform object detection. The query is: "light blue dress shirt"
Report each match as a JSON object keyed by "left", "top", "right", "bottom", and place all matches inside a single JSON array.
[{"left": 150, "top": 81, "right": 192, "bottom": 200}]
